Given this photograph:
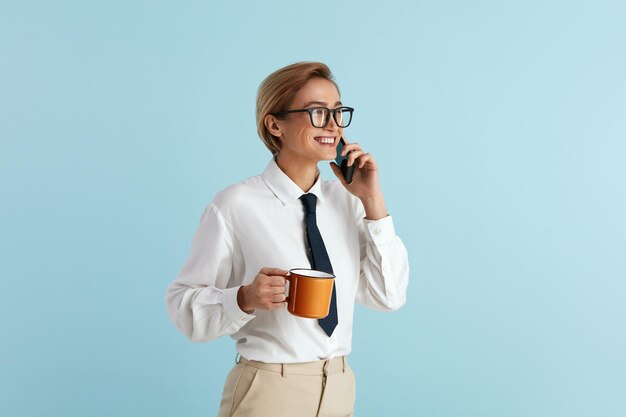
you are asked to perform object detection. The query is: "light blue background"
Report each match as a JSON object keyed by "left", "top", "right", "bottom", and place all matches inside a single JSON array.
[{"left": 1, "top": 1, "right": 625, "bottom": 416}]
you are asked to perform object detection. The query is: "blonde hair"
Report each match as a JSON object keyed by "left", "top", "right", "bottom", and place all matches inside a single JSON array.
[{"left": 256, "top": 62, "right": 340, "bottom": 155}]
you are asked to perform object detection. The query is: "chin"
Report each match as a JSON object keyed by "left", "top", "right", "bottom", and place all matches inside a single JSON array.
[{"left": 316, "top": 149, "right": 338, "bottom": 162}]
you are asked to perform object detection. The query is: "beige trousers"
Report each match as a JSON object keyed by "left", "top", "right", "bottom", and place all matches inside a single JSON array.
[{"left": 217, "top": 356, "right": 356, "bottom": 417}]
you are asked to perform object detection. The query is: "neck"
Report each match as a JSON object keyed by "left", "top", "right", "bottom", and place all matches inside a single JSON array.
[{"left": 275, "top": 152, "right": 319, "bottom": 192}]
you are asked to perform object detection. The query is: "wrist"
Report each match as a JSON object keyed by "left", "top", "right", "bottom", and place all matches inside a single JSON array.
[
  {"left": 360, "top": 194, "right": 388, "bottom": 220},
  {"left": 237, "top": 286, "right": 254, "bottom": 314}
]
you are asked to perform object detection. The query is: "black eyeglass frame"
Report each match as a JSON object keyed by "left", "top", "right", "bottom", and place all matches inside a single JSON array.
[{"left": 272, "top": 106, "right": 355, "bottom": 128}]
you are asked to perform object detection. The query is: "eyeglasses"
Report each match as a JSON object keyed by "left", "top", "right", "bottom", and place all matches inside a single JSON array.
[{"left": 273, "top": 106, "right": 354, "bottom": 128}]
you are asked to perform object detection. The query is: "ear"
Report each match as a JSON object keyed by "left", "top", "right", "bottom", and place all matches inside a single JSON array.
[{"left": 264, "top": 114, "right": 283, "bottom": 138}]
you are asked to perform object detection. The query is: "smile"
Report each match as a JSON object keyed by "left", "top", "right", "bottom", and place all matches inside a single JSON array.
[{"left": 314, "top": 136, "right": 336, "bottom": 145}]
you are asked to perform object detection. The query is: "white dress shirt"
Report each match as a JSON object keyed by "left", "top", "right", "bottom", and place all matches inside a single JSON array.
[{"left": 165, "top": 158, "right": 409, "bottom": 363}]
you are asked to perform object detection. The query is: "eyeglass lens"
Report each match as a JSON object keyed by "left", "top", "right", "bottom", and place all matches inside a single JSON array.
[{"left": 310, "top": 108, "right": 351, "bottom": 128}]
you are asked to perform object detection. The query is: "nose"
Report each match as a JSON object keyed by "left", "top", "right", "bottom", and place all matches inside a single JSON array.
[{"left": 324, "top": 113, "right": 339, "bottom": 131}]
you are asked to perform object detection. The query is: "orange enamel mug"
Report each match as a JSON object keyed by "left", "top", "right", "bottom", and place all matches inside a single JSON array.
[{"left": 285, "top": 268, "right": 335, "bottom": 319}]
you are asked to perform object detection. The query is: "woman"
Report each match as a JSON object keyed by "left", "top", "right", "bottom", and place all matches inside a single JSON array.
[{"left": 165, "top": 62, "right": 409, "bottom": 417}]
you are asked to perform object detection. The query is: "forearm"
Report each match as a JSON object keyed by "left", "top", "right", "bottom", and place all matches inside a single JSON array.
[
  {"left": 166, "top": 283, "right": 254, "bottom": 342},
  {"left": 355, "top": 215, "right": 409, "bottom": 311}
]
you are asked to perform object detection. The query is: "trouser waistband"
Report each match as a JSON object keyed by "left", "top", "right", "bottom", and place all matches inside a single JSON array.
[{"left": 239, "top": 356, "right": 348, "bottom": 377}]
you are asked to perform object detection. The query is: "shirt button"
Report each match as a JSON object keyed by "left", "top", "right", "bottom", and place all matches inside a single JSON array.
[
  {"left": 382, "top": 264, "right": 388, "bottom": 273},
  {"left": 373, "top": 229, "right": 381, "bottom": 235}
]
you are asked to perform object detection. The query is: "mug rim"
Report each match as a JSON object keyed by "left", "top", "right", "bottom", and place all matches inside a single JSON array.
[{"left": 289, "top": 268, "right": 335, "bottom": 279}]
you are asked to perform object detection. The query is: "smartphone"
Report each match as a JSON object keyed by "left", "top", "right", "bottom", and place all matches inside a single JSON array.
[{"left": 335, "top": 137, "right": 355, "bottom": 184}]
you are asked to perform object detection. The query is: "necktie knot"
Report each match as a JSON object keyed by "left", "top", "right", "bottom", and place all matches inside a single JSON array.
[{"left": 299, "top": 193, "right": 317, "bottom": 214}]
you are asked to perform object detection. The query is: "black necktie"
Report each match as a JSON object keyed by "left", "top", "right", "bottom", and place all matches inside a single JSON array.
[{"left": 299, "top": 193, "right": 338, "bottom": 337}]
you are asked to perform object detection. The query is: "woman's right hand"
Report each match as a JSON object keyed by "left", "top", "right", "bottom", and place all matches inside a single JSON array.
[{"left": 237, "top": 267, "right": 288, "bottom": 313}]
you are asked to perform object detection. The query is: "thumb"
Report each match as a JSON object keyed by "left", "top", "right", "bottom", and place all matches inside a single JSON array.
[
  {"left": 329, "top": 162, "right": 347, "bottom": 186},
  {"left": 259, "top": 267, "right": 288, "bottom": 277}
]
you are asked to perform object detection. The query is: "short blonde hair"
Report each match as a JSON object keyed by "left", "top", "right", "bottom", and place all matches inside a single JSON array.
[{"left": 256, "top": 62, "right": 340, "bottom": 155}]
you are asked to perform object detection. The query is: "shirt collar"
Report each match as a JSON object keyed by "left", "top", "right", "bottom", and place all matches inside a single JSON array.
[{"left": 262, "top": 158, "right": 325, "bottom": 205}]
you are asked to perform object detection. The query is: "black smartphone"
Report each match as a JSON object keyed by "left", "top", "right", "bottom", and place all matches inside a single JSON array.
[{"left": 335, "top": 137, "right": 355, "bottom": 184}]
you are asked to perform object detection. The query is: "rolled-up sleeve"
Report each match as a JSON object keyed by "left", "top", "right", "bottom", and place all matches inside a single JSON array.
[
  {"left": 165, "top": 203, "right": 255, "bottom": 342},
  {"left": 355, "top": 213, "right": 410, "bottom": 311}
]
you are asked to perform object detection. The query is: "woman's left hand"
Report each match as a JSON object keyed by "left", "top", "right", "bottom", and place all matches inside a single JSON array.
[{"left": 330, "top": 139, "right": 388, "bottom": 220}]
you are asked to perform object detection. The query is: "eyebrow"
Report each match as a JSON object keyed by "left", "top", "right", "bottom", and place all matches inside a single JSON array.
[{"left": 302, "top": 100, "right": 343, "bottom": 108}]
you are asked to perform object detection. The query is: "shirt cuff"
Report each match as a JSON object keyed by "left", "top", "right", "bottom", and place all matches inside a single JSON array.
[
  {"left": 363, "top": 215, "right": 396, "bottom": 245},
  {"left": 222, "top": 286, "right": 256, "bottom": 325}
]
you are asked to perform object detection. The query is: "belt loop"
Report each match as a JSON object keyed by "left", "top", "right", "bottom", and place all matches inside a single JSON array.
[
  {"left": 235, "top": 353, "right": 241, "bottom": 364},
  {"left": 342, "top": 356, "right": 346, "bottom": 373},
  {"left": 281, "top": 363, "right": 285, "bottom": 378}
]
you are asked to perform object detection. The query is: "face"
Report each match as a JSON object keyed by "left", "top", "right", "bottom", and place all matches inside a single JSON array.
[{"left": 267, "top": 77, "right": 343, "bottom": 164}]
